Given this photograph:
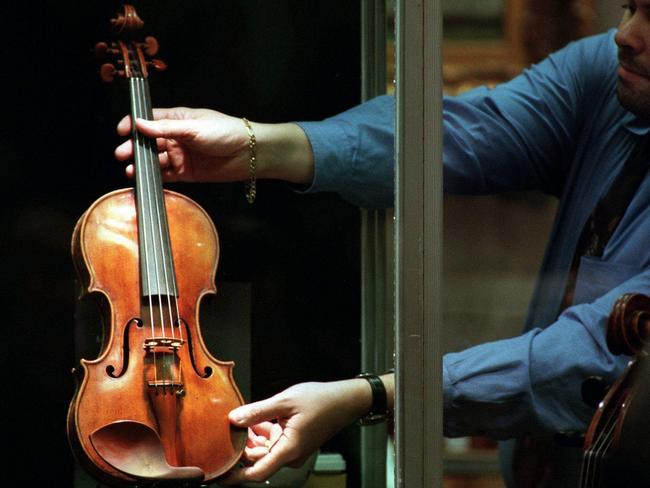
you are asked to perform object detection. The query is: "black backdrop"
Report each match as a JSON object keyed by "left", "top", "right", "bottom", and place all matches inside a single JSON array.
[{"left": 2, "top": 1, "right": 362, "bottom": 485}]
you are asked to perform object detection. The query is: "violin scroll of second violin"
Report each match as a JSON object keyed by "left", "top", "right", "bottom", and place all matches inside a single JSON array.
[
  {"left": 606, "top": 292, "right": 650, "bottom": 356},
  {"left": 579, "top": 293, "right": 650, "bottom": 488}
]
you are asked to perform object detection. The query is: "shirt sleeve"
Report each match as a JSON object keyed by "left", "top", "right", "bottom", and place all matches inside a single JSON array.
[
  {"left": 295, "top": 32, "right": 616, "bottom": 207},
  {"left": 443, "top": 267, "right": 650, "bottom": 439},
  {"left": 295, "top": 95, "right": 395, "bottom": 209},
  {"left": 442, "top": 31, "right": 616, "bottom": 196}
]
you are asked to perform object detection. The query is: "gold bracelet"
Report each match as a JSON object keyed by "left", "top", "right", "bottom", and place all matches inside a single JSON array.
[{"left": 242, "top": 117, "right": 257, "bottom": 204}]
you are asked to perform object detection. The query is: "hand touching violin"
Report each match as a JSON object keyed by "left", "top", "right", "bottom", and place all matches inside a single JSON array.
[
  {"left": 115, "top": 107, "right": 315, "bottom": 185},
  {"left": 219, "top": 375, "right": 394, "bottom": 485}
]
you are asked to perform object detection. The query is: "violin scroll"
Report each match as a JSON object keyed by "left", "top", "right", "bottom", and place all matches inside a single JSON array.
[
  {"left": 94, "top": 5, "right": 166, "bottom": 83},
  {"left": 606, "top": 293, "right": 650, "bottom": 356},
  {"left": 109, "top": 5, "right": 144, "bottom": 34}
]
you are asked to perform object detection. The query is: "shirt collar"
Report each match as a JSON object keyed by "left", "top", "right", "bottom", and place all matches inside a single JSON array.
[{"left": 622, "top": 110, "right": 650, "bottom": 135}]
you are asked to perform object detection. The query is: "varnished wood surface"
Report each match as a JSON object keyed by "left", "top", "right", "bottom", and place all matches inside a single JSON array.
[{"left": 68, "top": 189, "right": 246, "bottom": 486}]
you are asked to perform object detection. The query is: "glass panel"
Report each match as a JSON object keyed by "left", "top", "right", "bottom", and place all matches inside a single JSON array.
[
  {"left": 441, "top": 193, "right": 556, "bottom": 484},
  {"left": 359, "top": 2, "right": 395, "bottom": 487},
  {"left": 443, "top": 0, "right": 504, "bottom": 40}
]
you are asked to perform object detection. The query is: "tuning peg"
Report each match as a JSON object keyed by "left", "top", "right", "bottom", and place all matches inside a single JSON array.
[
  {"left": 94, "top": 42, "right": 109, "bottom": 58},
  {"left": 94, "top": 42, "right": 119, "bottom": 60},
  {"left": 99, "top": 63, "right": 123, "bottom": 82},
  {"left": 143, "top": 36, "right": 159, "bottom": 56},
  {"left": 148, "top": 59, "right": 167, "bottom": 72}
]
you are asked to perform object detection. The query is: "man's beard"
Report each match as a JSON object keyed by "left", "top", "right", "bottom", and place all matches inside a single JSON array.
[
  {"left": 616, "top": 48, "right": 650, "bottom": 118},
  {"left": 617, "top": 80, "right": 650, "bottom": 119}
]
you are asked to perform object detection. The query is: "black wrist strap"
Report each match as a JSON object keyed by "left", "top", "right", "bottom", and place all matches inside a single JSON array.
[{"left": 356, "top": 373, "right": 388, "bottom": 426}]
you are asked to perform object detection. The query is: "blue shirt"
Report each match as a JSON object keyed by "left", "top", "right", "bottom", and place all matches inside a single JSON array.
[{"left": 297, "top": 30, "right": 650, "bottom": 439}]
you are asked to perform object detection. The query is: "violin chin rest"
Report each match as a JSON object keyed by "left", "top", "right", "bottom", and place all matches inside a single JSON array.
[{"left": 90, "top": 420, "right": 205, "bottom": 482}]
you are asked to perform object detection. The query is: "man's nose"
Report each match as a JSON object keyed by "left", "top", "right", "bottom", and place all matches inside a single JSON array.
[{"left": 616, "top": 15, "right": 646, "bottom": 54}]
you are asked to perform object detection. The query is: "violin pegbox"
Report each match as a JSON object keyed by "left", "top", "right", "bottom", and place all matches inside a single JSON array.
[{"left": 93, "top": 4, "right": 166, "bottom": 83}]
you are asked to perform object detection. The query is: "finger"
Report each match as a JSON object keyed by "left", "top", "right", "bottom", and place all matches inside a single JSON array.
[
  {"left": 229, "top": 397, "right": 291, "bottom": 428},
  {"left": 269, "top": 422, "right": 283, "bottom": 444},
  {"left": 117, "top": 115, "right": 132, "bottom": 136},
  {"left": 244, "top": 445, "right": 269, "bottom": 462},
  {"left": 115, "top": 134, "right": 168, "bottom": 160},
  {"left": 240, "top": 437, "right": 301, "bottom": 482},
  {"left": 248, "top": 421, "right": 277, "bottom": 439},
  {"left": 158, "top": 151, "right": 171, "bottom": 168},
  {"left": 133, "top": 117, "right": 199, "bottom": 142},
  {"left": 151, "top": 107, "right": 189, "bottom": 120},
  {"left": 245, "top": 427, "right": 261, "bottom": 449},
  {"left": 219, "top": 441, "right": 295, "bottom": 485},
  {"left": 115, "top": 139, "right": 134, "bottom": 161},
  {"left": 250, "top": 434, "right": 271, "bottom": 447},
  {"left": 125, "top": 164, "right": 135, "bottom": 179},
  {"left": 118, "top": 107, "right": 192, "bottom": 135}
]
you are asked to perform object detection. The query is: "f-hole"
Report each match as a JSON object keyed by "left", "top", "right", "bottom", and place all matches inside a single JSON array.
[
  {"left": 177, "top": 317, "right": 213, "bottom": 379},
  {"left": 106, "top": 317, "right": 142, "bottom": 378}
]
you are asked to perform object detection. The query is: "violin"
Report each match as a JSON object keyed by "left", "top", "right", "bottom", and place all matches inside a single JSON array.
[
  {"left": 579, "top": 293, "right": 650, "bottom": 487},
  {"left": 67, "top": 6, "right": 246, "bottom": 486}
]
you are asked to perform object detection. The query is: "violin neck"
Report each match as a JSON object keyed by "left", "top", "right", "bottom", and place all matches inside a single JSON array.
[{"left": 129, "top": 76, "right": 178, "bottom": 298}]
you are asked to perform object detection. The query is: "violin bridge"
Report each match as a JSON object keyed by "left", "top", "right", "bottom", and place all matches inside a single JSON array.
[
  {"left": 144, "top": 336, "right": 185, "bottom": 395},
  {"left": 143, "top": 336, "right": 185, "bottom": 351}
]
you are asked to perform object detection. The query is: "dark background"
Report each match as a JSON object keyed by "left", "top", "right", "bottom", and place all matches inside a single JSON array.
[{"left": 2, "top": 1, "right": 362, "bottom": 485}]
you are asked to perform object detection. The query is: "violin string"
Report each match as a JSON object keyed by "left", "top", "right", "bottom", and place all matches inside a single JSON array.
[
  {"left": 583, "top": 398, "right": 620, "bottom": 487},
  {"left": 143, "top": 78, "right": 169, "bottom": 388},
  {"left": 589, "top": 403, "right": 618, "bottom": 486},
  {"left": 142, "top": 78, "right": 180, "bottom": 347},
  {"left": 141, "top": 78, "right": 184, "bottom": 388},
  {"left": 584, "top": 422, "right": 610, "bottom": 487},
  {"left": 131, "top": 77, "right": 158, "bottom": 387},
  {"left": 136, "top": 77, "right": 169, "bottom": 387},
  {"left": 139, "top": 76, "right": 183, "bottom": 387},
  {"left": 580, "top": 448, "right": 595, "bottom": 488},
  {"left": 579, "top": 437, "right": 594, "bottom": 488},
  {"left": 581, "top": 412, "right": 609, "bottom": 487},
  {"left": 594, "top": 404, "right": 619, "bottom": 486},
  {"left": 144, "top": 75, "right": 183, "bottom": 350},
  {"left": 595, "top": 435, "right": 614, "bottom": 488},
  {"left": 140, "top": 79, "right": 176, "bottom": 386}
]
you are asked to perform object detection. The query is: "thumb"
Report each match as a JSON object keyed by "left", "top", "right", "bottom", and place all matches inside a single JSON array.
[
  {"left": 229, "top": 396, "right": 291, "bottom": 427},
  {"left": 134, "top": 117, "right": 200, "bottom": 141}
]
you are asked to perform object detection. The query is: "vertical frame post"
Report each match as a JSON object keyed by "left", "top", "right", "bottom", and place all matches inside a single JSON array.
[
  {"left": 394, "top": 0, "right": 442, "bottom": 486},
  {"left": 360, "top": 2, "right": 391, "bottom": 487}
]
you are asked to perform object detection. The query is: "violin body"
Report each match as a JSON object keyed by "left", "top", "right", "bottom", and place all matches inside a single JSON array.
[{"left": 67, "top": 189, "right": 246, "bottom": 486}]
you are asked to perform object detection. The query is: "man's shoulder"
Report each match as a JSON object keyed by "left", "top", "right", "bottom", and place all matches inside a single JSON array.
[
  {"left": 545, "top": 29, "right": 619, "bottom": 99},
  {"left": 560, "top": 29, "right": 617, "bottom": 65}
]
